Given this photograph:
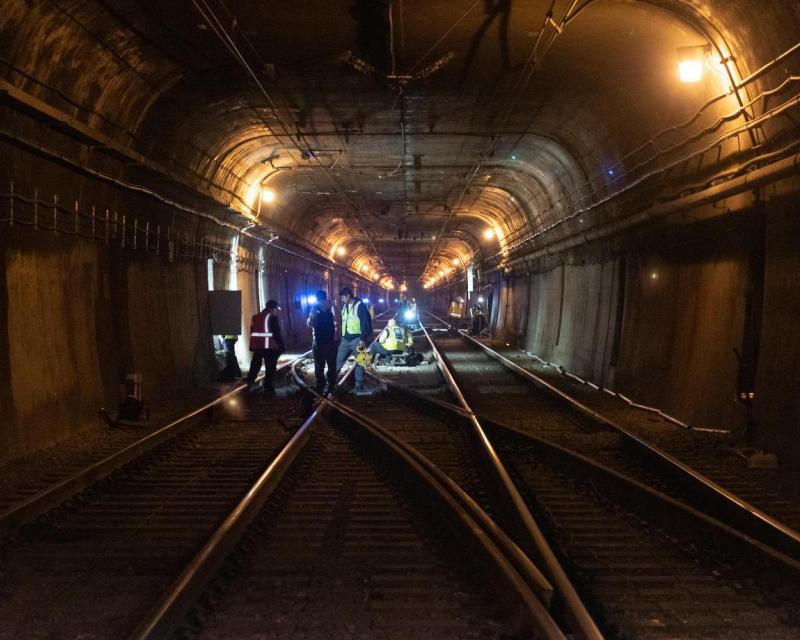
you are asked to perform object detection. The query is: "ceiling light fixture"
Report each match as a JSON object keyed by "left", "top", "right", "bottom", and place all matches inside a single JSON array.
[{"left": 677, "top": 44, "right": 711, "bottom": 83}]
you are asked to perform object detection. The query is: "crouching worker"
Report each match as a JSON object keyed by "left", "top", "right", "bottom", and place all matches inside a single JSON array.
[
  {"left": 246, "top": 300, "right": 284, "bottom": 395},
  {"left": 335, "top": 287, "right": 373, "bottom": 393},
  {"left": 370, "top": 318, "right": 410, "bottom": 365},
  {"left": 306, "top": 290, "right": 337, "bottom": 395}
]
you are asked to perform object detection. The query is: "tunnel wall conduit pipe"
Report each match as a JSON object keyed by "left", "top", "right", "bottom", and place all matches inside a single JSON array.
[
  {"left": 0, "top": 77, "right": 381, "bottom": 282},
  {"left": 502, "top": 150, "right": 800, "bottom": 269},
  {"left": 493, "top": 35, "right": 800, "bottom": 259},
  {"left": 553, "top": 0, "right": 758, "bottom": 143},
  {"left": 0, "top": 78, "right": 254, "bottom": 213},
  {"left": 498, "top": 70, "right": 800, "bottom": 255},
  {"left": 0, "top": 167, "right": 378, "bottom": 290},
  {"left": 497, "top": 88, "right": 800, "bottom": 261}
]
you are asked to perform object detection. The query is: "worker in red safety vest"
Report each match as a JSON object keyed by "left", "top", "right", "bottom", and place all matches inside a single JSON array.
[{"left": 246, "top": 299, "right": 285, "bottom": 394}]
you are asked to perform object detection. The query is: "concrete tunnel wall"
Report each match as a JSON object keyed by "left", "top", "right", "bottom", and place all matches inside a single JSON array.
[
  {"left": 2, "top": 0, "right": 800, "bottom": 469},
  {"left": 0, "top": 148, "right": 384, "bottom": 463},
  {"left": 429, "top": 188, "right": 800, "bottom": 462}
]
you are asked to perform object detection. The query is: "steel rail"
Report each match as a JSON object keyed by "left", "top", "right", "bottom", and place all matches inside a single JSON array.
[
  {"left": 0, "top": 353, "right": 310, "bottom": 532},
  {"left": 428, "top": 310, "right": 800, "bottom": 562},
  {"left": 370, "top": 367, "right": 800, "bottom": 580},
  {"left": 289, "top": 359, "right": 565, "bottom": 638},
  {"left": 128, "top": 392, "right": 317, "bottom": 640},
  {"left": 417, "top": 317, "right": 604, "bottom": 640}
]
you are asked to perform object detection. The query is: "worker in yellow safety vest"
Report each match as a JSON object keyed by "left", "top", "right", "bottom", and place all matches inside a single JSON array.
[
  {"left": 334, "top": 287, "right": 373, "bottom": 393},
  {"left": 369, "top": 318, "right": 412, "bottom": 365},
  {"left": 448, "top": 298, "right": 464, "bottom": 318}
]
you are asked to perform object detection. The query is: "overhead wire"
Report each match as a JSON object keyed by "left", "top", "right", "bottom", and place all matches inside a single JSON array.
[
  {"left": 495, "top": 88, "right": 800, "bottom": 259},
  {"left": 421, "top": 0, "right": 562, "bottom": 282},
  {"left": 190, "top": 0, "right": 387, "bottom": 273},
  {"left": 423, "top": 3, "right": 799, "bottom": 289},
  {"left": 495, "top": 60, "right": 800, "bottom": 254}
]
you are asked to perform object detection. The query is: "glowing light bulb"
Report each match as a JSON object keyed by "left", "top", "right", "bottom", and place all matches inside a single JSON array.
[
  {"left": 679, "top": 60, "right": 703, "bottom": 83},
  {"left": 677, "top": 44, "right": 710, "bottom": 83},
  {"left": 483, "top": 228, "right": 495, "bottom": 240},
  {"left": 261, "top": 188, "right": 276, "bottom": 203}
]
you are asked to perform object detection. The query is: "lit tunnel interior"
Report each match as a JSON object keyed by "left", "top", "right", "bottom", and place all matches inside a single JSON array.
[{"left": 1, "top": 1, "right": 799, "bottom": 462}]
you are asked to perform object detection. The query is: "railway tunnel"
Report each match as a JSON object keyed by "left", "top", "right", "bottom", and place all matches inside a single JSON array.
[{"left": 2, "top": 1, "right": 800, "bottom": 638}]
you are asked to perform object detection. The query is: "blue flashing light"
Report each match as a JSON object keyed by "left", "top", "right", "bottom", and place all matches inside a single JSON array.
[
  {"left": 607, "top": 169, "right": 615, "bottom": 176},
  {"left": 300, "top": 296, "right": 307, "bottom": 306},
  {"left": 393, "top": 298, "right": 399, "bottom": 303},
  {"left": 364, "top": 297, "right": 370, "bottom": 304},
  {"left": 403, "top": 309, "right": 415, "bottom": 321},
  {"left": 378, "top": 298, "right": 385, "bottom": 303},
  {"left": 307, "top": 294, "right": 317, "bottom": 305}
]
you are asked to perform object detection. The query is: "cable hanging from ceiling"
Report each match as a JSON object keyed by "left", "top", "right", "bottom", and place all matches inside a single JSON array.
[
  {"left": 421, "top": 0, "right": 566, "bottom": 283},
  {"left": 190, "top": 0, "right": 387, "bottom": 274}
]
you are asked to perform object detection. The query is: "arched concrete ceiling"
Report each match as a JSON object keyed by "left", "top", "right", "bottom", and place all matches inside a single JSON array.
[{"left": 3, "top": 0, "right": 798, "bottom": 287}]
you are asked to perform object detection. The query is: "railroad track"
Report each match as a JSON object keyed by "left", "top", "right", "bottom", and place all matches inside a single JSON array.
[
  {"left": 285, "top": 309, "right": 800, "bottom": 638},
  {"left": 174, "top": 419, "right": 552, "bottom": 639},
  {"left": 160, "top": 310, "right": 562, "bottom": 639},
  {"left": 0, "top": 311, "right": 564, "bottom": 638},
  {"left": 0, "top": 359, "right": 316, "bottom": 638},
  {"left": 5, "top": 306, "right": 797, "bottom": 638},
  {"left": 473, "top": 342, "right": 800, "bottom": 535},
  {"left": 423, "top": 311, "right": 800, "bottom": 561}
]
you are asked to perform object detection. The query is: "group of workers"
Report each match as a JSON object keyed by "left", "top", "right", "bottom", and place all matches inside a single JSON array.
[
  {"left": 448, "top": 296, "right": 488, "bottom": 335},
  {"left": 241, "top": 287, "right": 417, "bottom": 396}
]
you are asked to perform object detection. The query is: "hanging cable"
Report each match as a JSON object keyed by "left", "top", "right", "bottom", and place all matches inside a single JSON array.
[{"left": 191, "top": 0, "right": 386, "bottom": 272}]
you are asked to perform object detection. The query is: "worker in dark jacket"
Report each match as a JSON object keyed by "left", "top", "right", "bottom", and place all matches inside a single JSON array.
[
  {"left": 246, "top": 300, "right": 284, "bottom": 394},
  {"left": 335, "top": 287, "right": 373, "bottom": 393},
  {"left": 306, "top": 290, "right": 337, "bottom": 394}
]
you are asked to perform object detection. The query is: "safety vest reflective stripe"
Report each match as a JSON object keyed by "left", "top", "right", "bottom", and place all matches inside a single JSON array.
[
  {"left": 249, "top": 313, "right": 279, "bottom": 350},
  {"left": 342, "top": 301, "right": 362, "bottom": 336}
]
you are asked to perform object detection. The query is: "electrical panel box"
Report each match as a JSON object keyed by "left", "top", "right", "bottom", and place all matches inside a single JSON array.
[{"left": 208, "top": 290, "right": 242, "bottom": 335}]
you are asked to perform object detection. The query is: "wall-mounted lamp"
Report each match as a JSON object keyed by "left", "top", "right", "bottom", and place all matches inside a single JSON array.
[
  {"left": 483, "top": 228, "right": 496, "bottom": 240},
  {"left": 677, "top": 44, "right": 712, "bottom": 83},
  {"left": 261, "top": 187, "right": 276, "bottom": 204},
  {"left": 336, "top": 246, "right": 346, "bottom": 257}
]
